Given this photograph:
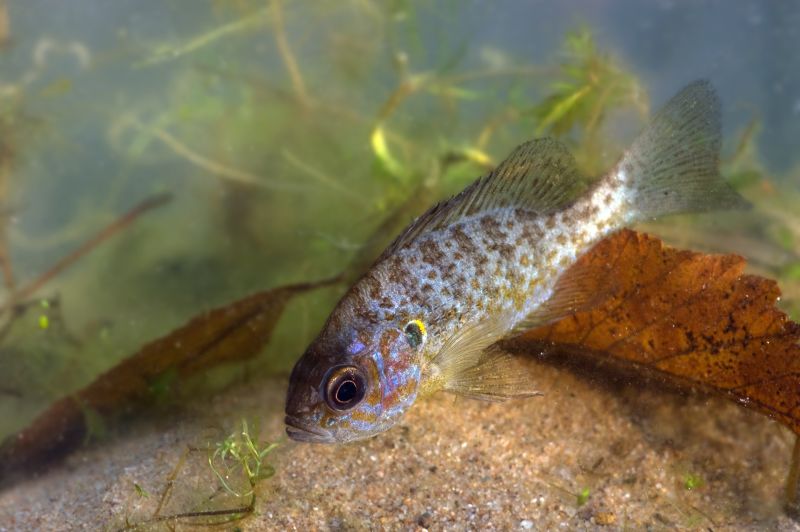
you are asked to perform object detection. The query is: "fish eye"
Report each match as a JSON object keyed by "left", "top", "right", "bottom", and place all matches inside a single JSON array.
[
  {"left": 404, "top": 319, "right": 427, "bottom": 349},
  {"left": 323, "top": 365, "right": 367, "bottom": 411}
]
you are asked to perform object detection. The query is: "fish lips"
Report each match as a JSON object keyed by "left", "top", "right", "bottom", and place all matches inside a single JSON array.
[{"left": 284, "top": 415, "right": 334, "bottom": 443}]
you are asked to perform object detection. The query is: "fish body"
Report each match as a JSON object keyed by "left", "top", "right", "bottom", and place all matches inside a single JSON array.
[{"left": 285, "top": 81, "right": 748, "bottom": 443}]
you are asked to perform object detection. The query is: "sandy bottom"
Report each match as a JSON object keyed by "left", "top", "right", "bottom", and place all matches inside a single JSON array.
[{"left": 1, "top": 357, "right": 799, "bottom": 531}]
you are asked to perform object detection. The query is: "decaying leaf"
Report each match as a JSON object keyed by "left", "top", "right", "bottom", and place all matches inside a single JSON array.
[
  {"left": 0, "top": 278, "right": 335, "bottom": 479},
  {"left": 507, "top": 229, "right": 800, "bottom": 508},
  {"left": 509, "top": 229, "right": 800, "bottom": 435}
]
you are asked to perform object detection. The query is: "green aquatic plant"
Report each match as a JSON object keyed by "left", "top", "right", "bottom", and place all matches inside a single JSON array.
[
  {"left": 684, "top": 473, "right": 704, "bottom": 491},
  {"left": 531, "top": 28, "right": 646, "bottom": 136},
  {"left": 0, "top": 83, "right": 22, "bottom": 293},
  {"left": 576, "top": 486, "right": 591, "bottom": 507},
  {"left": 701, "top": 117, "right": 800, "bottom": 321},
  {"left": 119, "top": 420, "right": 279, "bottom": 529},
  {"left": 133, "top": 482, "right": 150, "bottom": 499},
  {"left": 208, "top": 418, "right": 278, "bottom": 498},
  {"left": 136, "top": 6, "right": 272, "bottom": 68},
  {"left": 529, "top": 27, "right": 647, "bottom": 174},
  {"left": 724, "top": 118, "right": 766, "bottom": 190}
]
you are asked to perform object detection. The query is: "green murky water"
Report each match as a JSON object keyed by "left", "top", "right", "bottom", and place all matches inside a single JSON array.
[{"left": 0, "top": 0, "right": 798, "bottom": 481}]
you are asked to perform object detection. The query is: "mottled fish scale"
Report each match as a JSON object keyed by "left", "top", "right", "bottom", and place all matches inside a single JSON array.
[
  {"left": 349, "top": 166, "right": 633, "bottom": 360},
  {"left": 285, "top": 80, "right": 749, "bottom": 444}
]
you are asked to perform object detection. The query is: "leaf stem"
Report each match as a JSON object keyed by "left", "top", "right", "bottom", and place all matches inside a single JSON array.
[
  {"left": 271, "top": 0, "right": 309, "bottom": 108},
  {"left": 132, "top": 121, "right": 307, "bottom": 192}
]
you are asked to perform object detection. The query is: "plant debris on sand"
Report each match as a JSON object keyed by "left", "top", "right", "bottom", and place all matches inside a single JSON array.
[{"left": 0, "top": 358, "right": 798, "bottom": 530}]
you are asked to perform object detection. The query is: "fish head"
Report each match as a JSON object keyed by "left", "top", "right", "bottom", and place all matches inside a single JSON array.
[{"left": 285, "top": 319, "right": 423, "bottom": 443}]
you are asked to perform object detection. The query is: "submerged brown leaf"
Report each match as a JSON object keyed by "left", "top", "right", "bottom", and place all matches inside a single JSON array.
[
  {"left": 511, "top": 229, "right": 800, "bottom": 433},
  {"left": 0, "top": 278, "right": 335, "bottom": 480}
]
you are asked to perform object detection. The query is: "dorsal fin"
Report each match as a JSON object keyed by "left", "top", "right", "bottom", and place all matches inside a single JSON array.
[{"left": 380, "top": 138, "right": 585, "bottom": 259}]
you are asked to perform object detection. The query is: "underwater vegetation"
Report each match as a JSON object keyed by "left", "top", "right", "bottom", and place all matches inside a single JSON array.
[
  {"left": 0, "top": 1, "right": 800, "bottom": 528},
  {"left": 111, "top": 417, "right": 279, "bottom": 529}
]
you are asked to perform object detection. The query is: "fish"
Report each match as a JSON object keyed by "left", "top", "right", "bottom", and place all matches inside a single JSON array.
[{"left": 284, "top": 80, "right": 749, "bottom": 443}]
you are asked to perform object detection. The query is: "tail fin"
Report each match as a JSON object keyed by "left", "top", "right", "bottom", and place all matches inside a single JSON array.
[{"left": 620, "top": 80, "right": 750, "bottom": 220}]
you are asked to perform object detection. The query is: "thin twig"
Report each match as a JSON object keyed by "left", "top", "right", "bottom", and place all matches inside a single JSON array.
[
  {"left": 0, "top": 126, "right": 14, "bottom": 289},
  {"left": 0, "top": 238, "right": 13, "bottom": 289},
  {"left": 120, "top": 443, "right": 258, "bottom": 531},
  {"left": 376, "top": 79, "right": 418, "bottom": 122},
  {"left": 136, "top": 8, "right": 270, "bottom": 67},
  {"left": 0, "top": 299, "right": 25, "bottom": 343},
  {"left": 120, "top": 501, "right": 253, "bottom": 531},
  {"left": 0, "top": 193, "right": 173, "bottom": 316},
  {"left": 141, "top": 124, "right": 307, "bottom": 192},
  {"left": 125, "top": 500, "right": 253, "bottom": 529},
  {"left": 281, "top": 148, "right": 362, "bottom": 202},
  {"left": 271, "top": 0, "right": 309, "bottom": 108},
  {"left": 153, "top": 446, "right": 191, "bottom": 519},
  {"left": 193, "top": 65, "right": 417, "bottom": 153},
  {"left": 724, "top": 115, "right": 759, "bottom": 165}
]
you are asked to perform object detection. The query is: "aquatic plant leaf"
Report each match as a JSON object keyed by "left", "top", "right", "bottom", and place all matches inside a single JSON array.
[
  {"left": 534, "top": 85, "right": 591, "bottom": 135},
  {"left": 509, "top": 229, "right": 800, "bottom": 435},
  {"left": 0, "top": 279, "right": 334, "bottom": 479},
  {"left": 370, "top": 125, "right": 407, "bottom": 181},
  {"left": 529, "top": 28, "right": 646, "bottom": 144},
  {"left": 424, "top": 83, "right": 483, "bottom": 100},
  {"left": 136, "top": 7, "right": 271, "bottom": 67}
]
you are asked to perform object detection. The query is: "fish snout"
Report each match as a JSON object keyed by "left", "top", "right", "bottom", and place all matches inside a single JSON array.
[{"left": 284, "top": 415, "right": 334, "bottom": 443}]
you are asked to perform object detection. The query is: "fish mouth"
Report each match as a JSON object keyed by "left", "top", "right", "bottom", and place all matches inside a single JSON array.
[{"left": 284, "top": 416, "right": 334, "bottom": 443}]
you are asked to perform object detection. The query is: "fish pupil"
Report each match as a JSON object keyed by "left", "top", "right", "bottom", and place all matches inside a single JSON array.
[
  {"left": 323, "top": 364, "right": 366, "bottom": 411},
  {"left": 336, "top": 380, "right": 358, "bottom": 403}
]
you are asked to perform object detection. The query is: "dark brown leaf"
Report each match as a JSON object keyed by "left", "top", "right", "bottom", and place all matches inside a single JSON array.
[
  {"left": 512, "top": 229, "right": 800, "bottom": 434},
  {"left": 0, "top": 279, "right": 334, "bottom": 480}
]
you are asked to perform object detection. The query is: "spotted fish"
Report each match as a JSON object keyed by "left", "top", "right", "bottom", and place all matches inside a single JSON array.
[{"left": 285, "top": 80, "right": 748, "bottom": 443}]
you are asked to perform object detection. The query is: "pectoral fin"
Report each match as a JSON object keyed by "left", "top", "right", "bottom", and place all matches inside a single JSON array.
[
  {"left": 442, "top": 348, "right": 541, "bottom": 401},
  {"left": 426, "top": 314, "right": 540, "bottom": 401}
]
